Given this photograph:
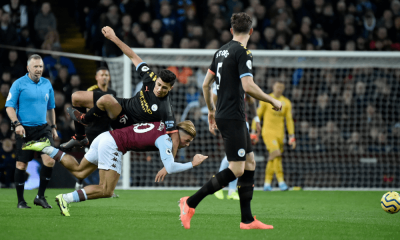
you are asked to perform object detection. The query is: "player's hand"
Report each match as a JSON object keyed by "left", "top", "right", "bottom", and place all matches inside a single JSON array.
[
  {"left": 208, "top": 110, "right": 218, "bottom": 135},
  {"left": 51, "top": 128, "right": 58, "bottom": 140},
  {"left": 155, "top": 167, "right": 168, "bottom": 182},
  {"left": 192, "top": 154, "right": 208, "bottom": 167},
  {"left": 102, "top": 26, "right": 116, "bottom": 40},
  {"left": 250, "top": 133, "right": 259, "bottom": 145},
  {"left": 289, "top": 137, "right": 296, "bottom": 149},
  {"left": 15, "top": 125, "right": 25, "bottom": 138},
  {"left": 272, "top": 99, "right": 282, "bottom": 111}
]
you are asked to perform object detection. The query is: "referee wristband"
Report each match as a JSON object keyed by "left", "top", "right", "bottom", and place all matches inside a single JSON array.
[
  {"left": 50, "top": 124, "right": 57, "bottom": 129},
  {"left": 253, "top": 116, "right": 260, "bottom": 123}
]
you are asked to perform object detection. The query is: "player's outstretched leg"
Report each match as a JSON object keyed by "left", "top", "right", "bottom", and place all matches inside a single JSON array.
[{"left": 55, "top": 194, "right": 70, "bottom": 216}]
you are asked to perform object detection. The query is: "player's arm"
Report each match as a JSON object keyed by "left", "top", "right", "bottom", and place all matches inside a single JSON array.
[
  {"left": 154, "top": 135, "right": 208, "bottom": 182},
  {"left": 101, "top": 26, "right": 143, "bottom": 67},
  {"left": 5, "top": 81, "right": 25, "bottom": 136},
  {"left": 161, "top": 99, "right": 179, "bottom": 157},
  {"left": 203, "top": 71, "right": 217, "bottom": 135},
  {"left": 242, "top": 76, "right": 281, "bottom": 110},
  {"left": 285, "top": 100, "right": 296, "bottom": 149}
]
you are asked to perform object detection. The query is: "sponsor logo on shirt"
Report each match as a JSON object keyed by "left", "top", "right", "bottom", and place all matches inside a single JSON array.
[
  {"left": 139, "top": 90, "right": 152, "bottom": 114},
  {"left": 166, "top": 148, "right": 172, "bottom": 155},
  {"left": 165, "top": 120, "right": 174, "bottom": 129},
  {"left": 238, "top": 148, "right": 246, "bottom": 157},
  {"left": 151, "top": 104, "right": 158, "bottom": 111},
  {"left": 141, "top": 66, "right": 150, "bottom": 72},
  {"left": 216, "top": 50, "right": 229, "bottom": 58}
]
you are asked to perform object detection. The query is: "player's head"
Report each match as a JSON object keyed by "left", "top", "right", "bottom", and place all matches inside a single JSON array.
[
  {"left": 95, "top": 66, "right": 111, "bottom": 87},
  {"left": 27, "top": 54, "right": 44, "bottom": 83},
  {"left": 230, "top": 12, "right": 253, "bottom": 36},
  {"left": 176, "top": 120, "right": 196, "bottom": 149},
  {"left": 154, "top": 69, "right": 176, "bottom": 98},
  {"left": 273, "top": 80, "right": 285, "bottom": 97}
]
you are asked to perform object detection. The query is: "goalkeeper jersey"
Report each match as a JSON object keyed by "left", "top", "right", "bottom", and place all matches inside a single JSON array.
[{"left": 255, "top": 93, "right": 294, "bottom": 137}]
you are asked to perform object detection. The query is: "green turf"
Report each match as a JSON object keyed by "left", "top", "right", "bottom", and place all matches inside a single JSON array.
[{"left": 0, "top": 189, "right": 399, "bottom": 240}]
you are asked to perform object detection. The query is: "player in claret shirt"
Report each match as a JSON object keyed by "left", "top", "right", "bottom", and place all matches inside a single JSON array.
[
  {"left": 62, "top": 26, "right": 180, "bottom": 157},
  {"left": 23, "top": 120, "right": 207, "bottom": 216}
]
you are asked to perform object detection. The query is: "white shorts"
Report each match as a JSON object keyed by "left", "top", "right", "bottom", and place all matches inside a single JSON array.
[{"left": 84, "top": 132, "right": 123, "bottom": 175}]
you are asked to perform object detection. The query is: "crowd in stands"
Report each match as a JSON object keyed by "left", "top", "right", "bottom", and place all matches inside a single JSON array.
[{"left": 1, "top": 0, "right": 400, "bottom": 187}]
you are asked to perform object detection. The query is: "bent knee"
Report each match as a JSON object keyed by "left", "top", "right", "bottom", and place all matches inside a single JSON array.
[
  {"left": 103, "top": 189, "right": 114, "bottom": 198},
  {"left": 232, "top": 169, "right": 245, "bottom": 177}
]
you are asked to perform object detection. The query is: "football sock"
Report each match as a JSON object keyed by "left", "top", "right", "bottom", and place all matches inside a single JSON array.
[
  {"left": 265, "top": 159, "right": 274, "bottom": 184},
  {"left": 42, "top": 146, "right": 66, "bottom": 162},
  {"left": 238, "top": 170, "right": 255, "bottom": 224},
  {"left": 37, "top": 166, "right": 53, "bottom": 197},
  {"left": 84, "top": 105, "right": 106, "bottom": 123},
  {"left": 187, "top": 168, "right": 236, "bottom": 209},
  {"left": 77, "top": 179, "right": 84, "bottom": 185},
  {"left": 63, "top": 189, "right": 87, "bottom": 204},
  {"left": 74, "top": 107, "right": 86, "bottom": 138},
  {"left": 15, "top": 168, "right": 26, "bottom": 202},
  {"left": 274, "top": 156, "right": 284, "bottom": 182}
]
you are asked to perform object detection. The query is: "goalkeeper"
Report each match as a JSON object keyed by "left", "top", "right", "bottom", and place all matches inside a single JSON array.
[
  {"left": 252, "top": 80, "right": 295, "bottom": 191},
  {"left": 23, "top": 120, "right": 207, "bottom": 216}
]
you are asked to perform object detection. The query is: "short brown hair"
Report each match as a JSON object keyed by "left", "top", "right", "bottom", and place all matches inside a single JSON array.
[
  {"left": 177, "top": 120, "right": 196, "bottom": 138},
  {"left": 231, "top": 12, "right": 252, "bottom": 34}
]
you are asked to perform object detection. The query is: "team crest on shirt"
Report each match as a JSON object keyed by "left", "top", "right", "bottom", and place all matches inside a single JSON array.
[
  {"left": 246, "top": 60, "right": 252, "bottom": 69},
  {"left": 141, "top": 66, "right": 150, "bottom": 72},
  {"left": 238, "top": 148, "right": 246, "bottom": 157},
  {"left": 6, "top": 92, "right": 11, "bottom": 101},
  {"left": 45, "top": 93, "right": 49, "bottom": 102},
  {"left": 151, "top": 104, "right": 158, "bottom": 111}
]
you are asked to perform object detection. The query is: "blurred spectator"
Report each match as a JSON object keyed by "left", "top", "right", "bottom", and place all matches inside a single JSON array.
[
  {"left": 0, "top": 12, "right": 18, "bottom": 46},
  {"left": 40, "top": 30, "right": 60, "bottom": 50},
  {"left": 0, "top": 120, "right": 12, "bottom": 139},
  {"left": 321, "top": 121, "right": 344, "bottom": 152},
  {"left": 1, "top": 71, "right": 11, "bottom": 84},
  {"left": 347, "top": 132, "right": 365, "bottom": 153},
  {"left": 0, "top": 138, "right": 16, "bottom": 188},
  {"left": 261, "top": 27, "right": 277, "bottom": 49},
  {"left": 26, "top": 0, "right": 41, "bottom": 42},
  {"left": 52, "top": 66, "right": 70, "bottom": 93},
  {"left": 186, "top": 83, "right": 200, "bottom": 104},
  {"left": 63, "top": 74, "right": 82, "bottom": 103},
  {"left": 17, "top": 27, "right": 34, "bottom": 48},
  {"left": 148, "top": 19, "right": 164, "bottom": 47},
  {"left": 159, "top": 3, "right": 182, "bottom": 41},
  {"left": 42, "top": 47, "right": 77, "bottom": 79},
  {"left": 54, "top": 91, "right": 66, "bottom": 120},
  {"left": 0, "top": 82, "right": 10, "bottom": 112},
  {"left": 1, "top": 50, "right": 25, "bottom": 79},
  {"left": 330, "top": 39, "right": 341, "bottom": 50},
  {"left": 34, "top": 2, "right": 57, "bottom": 43},
  {"left": 2, "top": 0, "right": 28, "bottom": 33},
  {"left": 311, "top": 24, "right": 326, "bottom": 49},
  {"left": 167, "top": 65, "right": 193, "bottom": 85},
  {"left": 161, "top": 32, "right": 175, "bottom": 48}
]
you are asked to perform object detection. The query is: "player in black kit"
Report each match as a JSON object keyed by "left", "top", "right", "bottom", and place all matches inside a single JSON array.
[
  {"left": 62, "top": 26, "right": 180, "bottom": 157},
  {"left": 179, "top": 12, "right": 282, "bottom": 230}
]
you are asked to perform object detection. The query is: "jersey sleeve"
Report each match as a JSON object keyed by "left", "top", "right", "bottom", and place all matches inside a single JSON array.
[
  {"left": 5, "top": 81, "right": 20, "bottom": 109},
  {"left": 155, "top": 134, "right": 193, "bottom": 174},
  {"left": 47, "top": 86, "right": 55, "bottom": 110},
  {"left": 161, "top": 97, "right": 177, "bottom": 133},
  {"left": 237, "top": 49, "right": 253, "bottom": 79},
  {"left": 136, "top": 62, "right": 157, "bottom": 83},
  {"left": 285, "top": 99, "right": 295, "bottom": 135}
]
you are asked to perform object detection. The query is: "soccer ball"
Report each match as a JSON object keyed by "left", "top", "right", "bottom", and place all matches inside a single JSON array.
[{"left": 381, "top": 191, "right": 400, "bottom": 214}]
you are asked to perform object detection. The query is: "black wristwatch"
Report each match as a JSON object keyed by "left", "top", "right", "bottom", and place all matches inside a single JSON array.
[
  {"left": 50, "top": 124, "right": 57, "bottom": 129},
  {"left": 13, "top": 121, "right": 21, "bottom": 127}
]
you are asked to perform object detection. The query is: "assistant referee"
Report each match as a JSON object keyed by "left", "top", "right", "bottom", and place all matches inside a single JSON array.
[{"left": 6, "top": 54, "right": 58, "bottom": 209}]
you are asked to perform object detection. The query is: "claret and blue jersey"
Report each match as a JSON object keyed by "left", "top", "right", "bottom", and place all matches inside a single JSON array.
[{"left": 5, "top": 73, "right": 55, "bottom": 126}]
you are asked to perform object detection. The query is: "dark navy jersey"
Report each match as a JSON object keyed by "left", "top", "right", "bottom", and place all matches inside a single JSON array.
[
  {"left": 85, "top": 85, "right": 117, "bottom": 135},
  {"left": 209, "top": 40, "right": 253, "bottom": 121},
  {"left": 123, "top": 62, "right": 177, "bottom": 133}
]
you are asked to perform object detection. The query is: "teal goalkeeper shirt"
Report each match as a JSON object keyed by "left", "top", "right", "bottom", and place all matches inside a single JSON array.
[{"left": 5, "top": 73, "right": 55, "bottom": 126}]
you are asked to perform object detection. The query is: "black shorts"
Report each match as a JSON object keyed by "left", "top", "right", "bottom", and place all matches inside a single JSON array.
[
  {"left": 216, "top": 118, "right": 252, "bottom": 161},
  {"left": 16, "top": 124, "right": 54, "bottom": 163}
]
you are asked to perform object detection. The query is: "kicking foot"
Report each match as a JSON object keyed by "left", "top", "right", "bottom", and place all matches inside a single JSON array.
[
  {"left": 179, "top": 196, "right": 195, "bottom": 229},
  {"left": 67, "top": 107, "right": 88, "bottom": 126},
  {"left": 227, "top": 191, "right": 240, "bottom": 200},
  {"left": 34, "top": 196, "right": 52, "bottom": 208},
  {"left": 55, "top": 194, "right": 70, "bottom": 216},
  {"left": 214, "top": 189, "right": 224, "bottom": 200},
  {"left": 60, "top": 136, "right": 89, "bottom": 150},
  {"left": 17, "top": 201, "right": 31, "bottom": 209},
  {"left": 240, "top": 216, "right": 274, "bottom": 230},
  {"left": 22, "top": 138, "right": 50, "bottom": 152}
]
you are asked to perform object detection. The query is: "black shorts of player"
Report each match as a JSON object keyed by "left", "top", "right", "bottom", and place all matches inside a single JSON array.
[
  {"left": 112, "top": 97, "right": 135, "bottom": 130},
  {"left": 15, "top": 124, "right": 54, "bottom": 163},
  {"left": 92, "top": 91, "right": 134, "bottom": 130},
  {"left": 216, "top": 118, "right": 252, "bottom": 161}
]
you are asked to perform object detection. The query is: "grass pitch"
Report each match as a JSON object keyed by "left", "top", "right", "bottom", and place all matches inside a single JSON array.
[{"left": 0, "top": 189, "right": 399, "bottom": 240}]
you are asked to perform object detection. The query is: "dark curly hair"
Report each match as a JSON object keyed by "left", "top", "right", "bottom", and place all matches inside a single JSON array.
[
  {"left": 231, "top": 12, "right": 252, "bottom": 34},
  {"left": 158, "top": 69, "right": 176, "bottom": 86}
]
